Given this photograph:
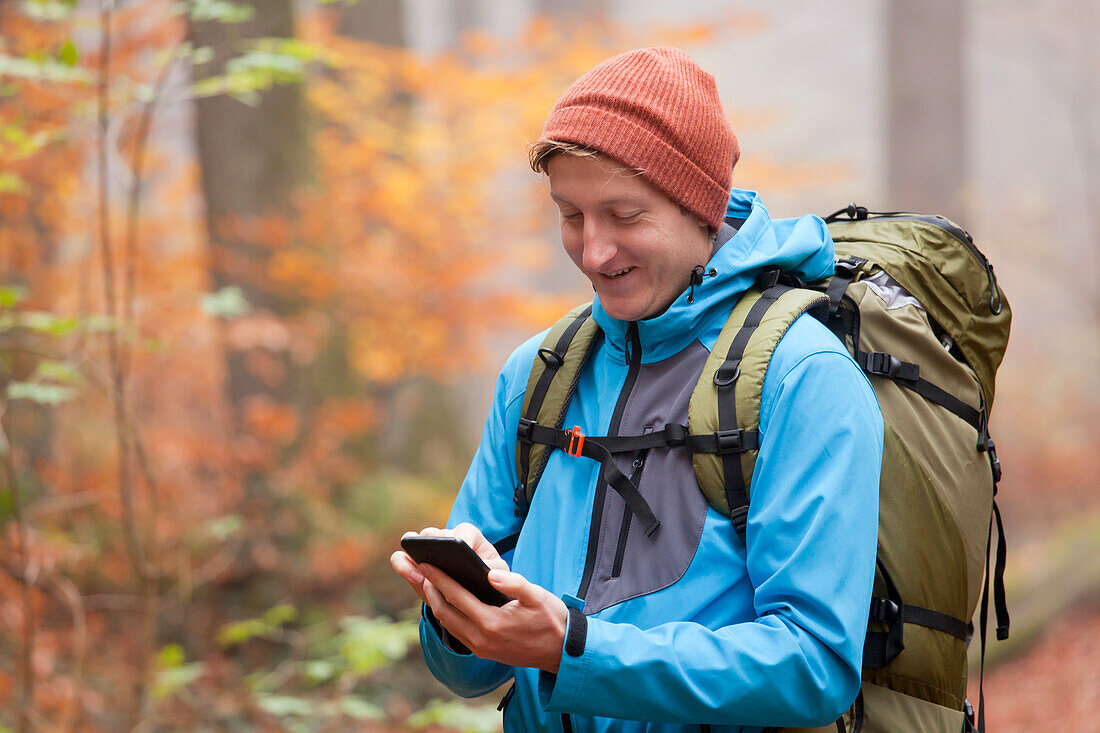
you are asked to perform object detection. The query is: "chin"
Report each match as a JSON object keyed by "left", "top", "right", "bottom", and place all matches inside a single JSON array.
[{"left": 600, "top": 302, "right": 646, "bottom": 322}]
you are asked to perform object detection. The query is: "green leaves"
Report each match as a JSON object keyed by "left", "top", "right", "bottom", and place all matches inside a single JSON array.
[
  {"left": 5, "top": 360, "right": 83, "bottom": 405},
  {"left": 153, "top": 644, "right": 206, "bottom": 701},
  {"left": 57, "top": 39, "right": 79, "bottom": 67},
  {"left": 0, "top": 286, "right": 26, "bottom": 308},
  {"left": 255, "top": 693, "right": 384, "bottom": 722},
  {"left": 186, "top": 0, "right": 255, "bottom": 23},
  {"left": 191, "top": 38, "right": 331, "bottom": 105},
  {"left": 200, "top": 286, "right": 251, "bottom": 319},
  {"left": 18, "top": 0, "right": 77, "bottom": 22},
  {"left": 5, "top": 382, "right": 76, "bottom": 405},
  {"left": 216, "top": 603, "right": 297, "bottom": 647},
  {"left": 407, "top": 700, "right": 504, "bottom": 733},
  {"left": 0, "top": 52, "right": 92, "bottom": 84},
  {"left": 337, "top": 615, "right": 419, "bottom": 675}
]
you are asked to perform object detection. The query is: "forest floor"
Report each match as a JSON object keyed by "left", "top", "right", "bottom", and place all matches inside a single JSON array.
[{"left": 971, "top": 604, "right": 1100, "bottom": 732}]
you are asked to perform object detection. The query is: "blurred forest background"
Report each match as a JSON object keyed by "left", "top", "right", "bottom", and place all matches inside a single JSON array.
[{"left": 0, "top": 0, "right": 1096, "bottom": 730}]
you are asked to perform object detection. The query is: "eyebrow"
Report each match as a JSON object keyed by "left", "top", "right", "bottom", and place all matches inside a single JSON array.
[{"left": 549, "top": 194, "right": 649, "bottom": 208}]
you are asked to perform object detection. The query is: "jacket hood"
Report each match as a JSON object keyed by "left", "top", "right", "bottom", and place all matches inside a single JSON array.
[{"left": 592, "top": 188, "right": 836, "bottom": 363}]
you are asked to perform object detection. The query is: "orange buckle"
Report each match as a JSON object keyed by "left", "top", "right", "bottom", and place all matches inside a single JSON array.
[{"left": 564, "top": 426, "right": 586, "bottom": 457}]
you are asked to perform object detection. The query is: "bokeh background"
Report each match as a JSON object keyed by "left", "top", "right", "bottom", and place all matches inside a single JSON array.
[{"left": 1, "top": 0, "right": 1097, "bottom": 730}]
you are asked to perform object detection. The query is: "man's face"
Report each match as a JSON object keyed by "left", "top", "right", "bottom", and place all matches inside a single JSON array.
[{"left": 547, "top": 153, "right": 713, "bottom": 322}]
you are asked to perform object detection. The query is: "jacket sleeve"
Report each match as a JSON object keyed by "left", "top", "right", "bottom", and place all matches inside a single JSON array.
[
  {"left": 417, "top": 334, "right": 542, "bottom": 698},
  {"left": 539, "top": 327, "right": 883, "bottom": 728}
]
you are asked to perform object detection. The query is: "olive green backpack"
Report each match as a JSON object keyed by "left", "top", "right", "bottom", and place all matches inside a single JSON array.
[{"left": 512, "top": 205, "right": 1011, "bottom": 733}]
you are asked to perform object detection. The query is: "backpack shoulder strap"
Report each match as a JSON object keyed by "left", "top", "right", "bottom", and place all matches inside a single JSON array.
[
  {"left": 514, "top": 303, "right": 601, "bottom": 516},
  {"left": 689, "top": 283, "right": 828, "bottom": 539}
]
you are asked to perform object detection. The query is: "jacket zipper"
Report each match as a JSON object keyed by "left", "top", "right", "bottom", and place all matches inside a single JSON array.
[
  {"left": 577, "top": 321, "right": 641, "bottom": 601},
  {"left": 611, "top": 446, "right": 649, "bottom": 579},
  {"left": 866, "top": 213, "right": 1002, "bottom": 314}
]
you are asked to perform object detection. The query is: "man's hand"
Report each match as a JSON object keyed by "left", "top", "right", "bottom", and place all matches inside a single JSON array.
[
  {"left": 389, "top": 522, "right": 568, "bottom": 673},
  {"left": 390, "top": 523, "right": 509, "bottom": 603},
  {"left": 422, "top": 562, "right": 568, "bottom": 674}
]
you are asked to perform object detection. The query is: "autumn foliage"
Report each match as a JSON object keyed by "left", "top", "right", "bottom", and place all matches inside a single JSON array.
[{"left": 0, "top": 2, "right": 753, "bottom": 729}]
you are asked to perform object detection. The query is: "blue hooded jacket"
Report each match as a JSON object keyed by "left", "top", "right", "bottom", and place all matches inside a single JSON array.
[{"left": 419, "top": 190, "right": 883, "bottom": 732}]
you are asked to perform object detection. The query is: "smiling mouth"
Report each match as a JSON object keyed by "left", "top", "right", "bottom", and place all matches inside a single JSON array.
[{"left": 602, "top": 267, "right": 635, "bottom": 279}]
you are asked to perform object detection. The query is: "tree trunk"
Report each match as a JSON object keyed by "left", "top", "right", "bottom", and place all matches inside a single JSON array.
[
  {"left": 885, "top": 0, "right": 967, "bottom": 223},
  {"left": 337, "top": 0, "right": 404, "bottom": 44},
  {"left": 190, "top": 0, "right": 309, "bottom": 429}
]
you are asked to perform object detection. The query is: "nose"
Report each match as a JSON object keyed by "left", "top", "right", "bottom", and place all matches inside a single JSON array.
[{"left": 581, "top": 218, "right": 617, "bottom": 272}]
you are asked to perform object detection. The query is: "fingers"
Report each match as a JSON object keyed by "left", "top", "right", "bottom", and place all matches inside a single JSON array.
[
  {"left": 422, "top": 576, "right": 478, "bottom": 647},
  {"left": 487, "top": 569, "right": 544, "bottom": 607},
  {"left": 452, "top": 522, "right": 509, "bottom": 571},
  {"left": 420, "top": 563, "right": 489, "bottom": 620},
  {"left": 390, "top": 550, "right": 428, "bottom": 603}
]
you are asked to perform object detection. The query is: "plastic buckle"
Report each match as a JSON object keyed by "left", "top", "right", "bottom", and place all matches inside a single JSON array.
[
  {"left": 987, "top": 441, "right": 1002, "bottom": 484},
  {"left": 976, "top": 409, "right": 1002, "bottom": 485},
  {"left": 865, "top": 351, "right": 902, "bottom": 378},
  {"left": 869, "top": 597, "right": 900, "bottom": 623},
  {"left": 756, "top": 267, "right": 781, "bottom": 289},
  {"left": 715, "top": 428, "right": 745, "bottom": 455},
  {"left": 517, "top": 418, "right": 536, "bottom": 444},
  {"left": 564, "top": 426, "right": 586, "bottom": 457}
]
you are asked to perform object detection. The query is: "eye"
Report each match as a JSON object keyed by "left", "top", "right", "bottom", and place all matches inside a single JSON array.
[
  {"left": 612, "top": 211, "right": 642, "bottom": 223},
  {"left": 560, "top": 211, "right": 583, "bottom": 223}
]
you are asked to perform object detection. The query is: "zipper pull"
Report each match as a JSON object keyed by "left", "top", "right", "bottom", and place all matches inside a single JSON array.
[{"left": 497, "top": 683, "right": 516, "bottom": 711}]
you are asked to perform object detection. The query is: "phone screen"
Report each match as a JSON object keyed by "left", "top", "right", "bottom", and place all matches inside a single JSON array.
[{"left": 401, "top": 536, "right": 512, "bottom": 607}]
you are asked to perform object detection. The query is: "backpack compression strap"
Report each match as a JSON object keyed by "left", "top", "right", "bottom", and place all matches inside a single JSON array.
[{"left": 689, "top": 276, "right": 829, "bottom": 540}]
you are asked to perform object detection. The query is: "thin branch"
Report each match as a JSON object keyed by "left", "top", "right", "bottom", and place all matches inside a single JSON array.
[
  {"left": 0, "top": 405, "right": 35, "bottom": 733},
  {"left": 96, "top": 2, "right": 156, "bottom": 727},
  {"left": 26, "top": 490, "right": 105, "bottom": 521},
  {"left": 124, "top": 44, "right": 182, "bottom": 374},
  {"left": 0, "top": 560, "right": 89, "bottom": 732}
]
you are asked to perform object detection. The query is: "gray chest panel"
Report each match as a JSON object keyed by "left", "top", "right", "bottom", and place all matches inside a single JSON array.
[{"left": 583, "top": 339, "right": 712, "bottom": 614}]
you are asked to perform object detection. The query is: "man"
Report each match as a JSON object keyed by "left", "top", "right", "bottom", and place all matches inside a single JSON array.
[{"left": 391, "top": 47, "right": 882, "bottom": 732}]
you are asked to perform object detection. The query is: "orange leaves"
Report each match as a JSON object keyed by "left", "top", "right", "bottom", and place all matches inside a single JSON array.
[
  {"left": 267, "top": 248, "right": 336, "bottom": 301},
  {"left": 243, "top": 396, "right": 299, "bottom": 446}
]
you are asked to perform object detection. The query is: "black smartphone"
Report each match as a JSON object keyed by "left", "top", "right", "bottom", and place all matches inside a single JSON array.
[{"left": 400, "top": 535, "right": 512, "bottom": 607}]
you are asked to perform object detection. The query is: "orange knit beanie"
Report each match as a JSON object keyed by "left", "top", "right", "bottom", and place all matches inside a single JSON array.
[{"left": 539, "top": 47, "right": 739, "bottom": 232}]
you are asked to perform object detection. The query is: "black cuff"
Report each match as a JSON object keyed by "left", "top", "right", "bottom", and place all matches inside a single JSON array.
[{"left": 565, "top": 606, "right": 587, "bottom": 658}]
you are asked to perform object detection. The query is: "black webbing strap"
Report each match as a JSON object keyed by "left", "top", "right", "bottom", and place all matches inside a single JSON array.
[
  {"left": 863, "top": 558, "right": 905, "bottom": 668},
  {"left": 900, "top": 604, "right": 971, "bottom": 642},
  {"left": 516, "top": 306, "right": 593, "bottom": 498},
  {"left": 977, "top": 499, "right": 1010, "bottom": 733},
  {"left": 826, "top": 257, "right": 865, "bottom": 318},
  {"left": 523, "top": 421, "right": 760, "bottom": 457},
  {"left": 543, "top": 426, "right": 660, "bottom": 537},
  {"left": 522, "top": 421, "right": 684, "bottom": 455},
  {"left": 992, "top": 501, "right": 1009, "bottom": 640},
  {"left": 717, "top": 283, "right": 790, "bottom": 539},
  {"left": 856, "top": 349, "right": 983, "bottom": 432},
  {"left": 493, "top": 533, "right": 518, "bottom": 556}
]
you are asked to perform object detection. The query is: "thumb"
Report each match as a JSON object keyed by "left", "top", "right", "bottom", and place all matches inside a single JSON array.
[{"left": 487, "top": 569, "right": 544, "bottom": 606}]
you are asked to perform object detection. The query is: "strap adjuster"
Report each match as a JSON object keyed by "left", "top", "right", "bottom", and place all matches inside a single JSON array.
[
  {"left": 662, "top": 423, "right": 686, "bottom": 446},
  {"left": 869, "top": 597, "right": 900, "bottom": 623},
  {"left": 864, "top": 351, "right": 902, "bottom": 378},
  {"left": 564, "top": 426, "right": 586, "bottom": 457},
  {"left": 715, "top": 428, "right": 746, "bottom": 455},
  {"left": 518, "top": 418, "right": 536, "bottom": 444}
]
